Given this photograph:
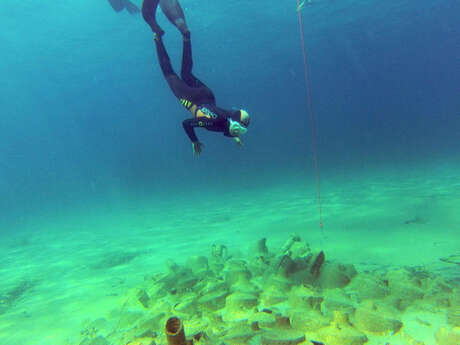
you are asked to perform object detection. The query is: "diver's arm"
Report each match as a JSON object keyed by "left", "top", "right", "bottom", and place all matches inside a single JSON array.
[
  {"left": 182, "top": 119, "right": 205, "bottom": 155},
  {"left": 182, "top": 118, "right": 200, "bottom": 143}
]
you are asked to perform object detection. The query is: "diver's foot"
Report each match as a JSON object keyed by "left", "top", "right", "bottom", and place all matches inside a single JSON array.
[
  {"left": 173, "top": 18, "right": 190, "bottom": 38},
  {"left": 147, "top": 20, "right": 165, "bottom": 37},
  {"left": 152, "top": 23, "right": 165, "bottom": 37},
  {"left": 183, "top": 30, "right": 191, "bottom": 41},
  {"left": 154, "top": 31, "right": 164, "bottom": 41}
]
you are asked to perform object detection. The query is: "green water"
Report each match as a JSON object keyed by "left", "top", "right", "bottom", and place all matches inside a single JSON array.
[{"left": 0, "top": 160, "right": 459, "bottom": 344}]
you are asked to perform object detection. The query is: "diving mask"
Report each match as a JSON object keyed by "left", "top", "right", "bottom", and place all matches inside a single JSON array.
[{"left": 228, "top": 119, "right": 248, "bottom": 137}]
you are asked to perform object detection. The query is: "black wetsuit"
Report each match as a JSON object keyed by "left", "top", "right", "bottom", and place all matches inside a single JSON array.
[{"left": 154, "top": 37, "right": 241, "bottom": 143}]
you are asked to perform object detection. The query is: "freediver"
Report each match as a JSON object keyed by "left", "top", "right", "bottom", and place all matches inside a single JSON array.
[
  {"left": 142, "top": 0, "right": 251, "bottom": 156},
  {"left": 107, "top": 0, "right": 140, "bottom": 14}
]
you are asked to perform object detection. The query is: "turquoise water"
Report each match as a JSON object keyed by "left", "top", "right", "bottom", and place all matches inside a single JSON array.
[{"left": 1, "top": 0, "right": 459, "bottom": 344}]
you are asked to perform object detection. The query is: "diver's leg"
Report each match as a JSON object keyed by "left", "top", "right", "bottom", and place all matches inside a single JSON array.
[
  {"left": 142, "top": 0, "right": 164, "bottom": 36},
  {"left": 154, "top": 36, "right": 176, "bottom": 77},
  {"left": 159, "top": 0, "right": 190, "bottom": 37},
  {"left": 180, "top": 35, "right": 208, "bottom": 89},
  {"left": 180, "top": 36, "right": 216, "bottom": 103},
  {"left": 154, "top": 36, "right": 195, "bottom": 100}
]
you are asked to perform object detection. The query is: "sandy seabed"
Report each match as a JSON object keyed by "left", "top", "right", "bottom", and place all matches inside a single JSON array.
[{"left": 0, "top": 166, "right": 459, "bottom": 345}]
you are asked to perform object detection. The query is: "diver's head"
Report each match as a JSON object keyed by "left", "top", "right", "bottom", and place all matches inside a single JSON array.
[{"left": 229, "top": 118, "right": 248, "bottom": 137}]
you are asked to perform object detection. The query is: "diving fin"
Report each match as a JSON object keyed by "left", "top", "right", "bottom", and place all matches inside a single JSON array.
[
  {"left": 159, "top": 0, "right": 189, "bottom": 36},
  {"left": 124, "top": 0, "right": 140, "bottom": 14},
  {"left": 142, "top": 0, "right": 164, "bottom": 35},
  {"left": 108, "top": 0, "right": 124, "bottom": 12}
]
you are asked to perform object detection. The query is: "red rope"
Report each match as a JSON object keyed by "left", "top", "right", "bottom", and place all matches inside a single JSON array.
[{"left": 296, "top": 1, "right": 323, "bottom": 229}]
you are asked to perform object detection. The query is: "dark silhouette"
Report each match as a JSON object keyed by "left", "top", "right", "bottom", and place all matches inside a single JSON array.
[{"left": 142, "top": 0, "right": 251, "bottom": 155}]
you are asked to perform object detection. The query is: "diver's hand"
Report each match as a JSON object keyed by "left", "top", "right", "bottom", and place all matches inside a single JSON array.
[
  {"left": 234, "top": 137, "right": 243, "bottom": 146},
  {"left": 192, "top": 142, "right": 204, "bottom": 156}
]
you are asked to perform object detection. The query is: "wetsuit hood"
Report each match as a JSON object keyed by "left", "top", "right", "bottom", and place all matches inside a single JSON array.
[{"left": 228, "top": 109, "right": 242, "bottom": 122}]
